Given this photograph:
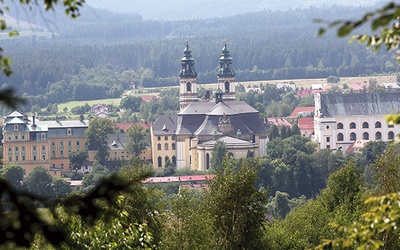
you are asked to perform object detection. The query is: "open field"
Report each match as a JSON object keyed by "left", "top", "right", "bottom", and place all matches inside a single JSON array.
[
  {"left": 236, "top": 75, "right": 397, "bottom": 89},
  {"left": 58, "top": 98, "right": 120, "bottom": 112}
]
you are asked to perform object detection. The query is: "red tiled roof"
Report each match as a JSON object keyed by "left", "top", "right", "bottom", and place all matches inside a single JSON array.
[
  {"left": 289, "top": 106, "right": 314, "bottom": 119},
  {"left": 115, "top": 122, "right": 151, "bottom": 132},
  {"left": 296, "top": 89, "right": 323, "bottom": 98},
  {"left": 350, "top": 83, "right": 368, "bottom": 91},
  {"left": 298, "top": 117, "right": 314, "bottom": 129},
  {"left": 265, "top": 117, "right": 291, "bottom": 127},
  {"left": 143, "top": 175, "right": 214, "bottom": 183},
  {"left": 141, "top": 94, "right": 161, "bottom": 102}
]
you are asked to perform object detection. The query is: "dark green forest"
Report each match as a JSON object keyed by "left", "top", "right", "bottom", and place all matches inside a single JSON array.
[{"left": 0, "top": 4, "right": 398, "bottom": 113}]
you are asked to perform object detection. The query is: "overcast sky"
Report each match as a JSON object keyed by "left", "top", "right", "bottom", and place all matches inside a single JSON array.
[{"left": 85, "top": 0, "right": 380, "bottom": 20}]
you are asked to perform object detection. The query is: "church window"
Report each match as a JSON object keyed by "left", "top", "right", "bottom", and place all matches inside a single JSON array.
[
  {"left": 375, "top": 121, "right": 381, "bottom": 128},
  {"left": 157, "top": 143, "right": 161, "bottom": 151},
  {"left": 157, "top": 156, "right": 162, "bottom": 168},
  {"left": 362, "top": 132, "right": 369, "bottom": 140},
  {"left": 375, "top": 132, "right": 382, "bottom": 140},
  {"left": 164, "top": 143, "right": 169, "bottom": 150},
  {"left": 206, "top": 153, "right": 210, "bottom": 170},
  {"left": 349, "top": 122, "right": 356, "bottom": 129},
  {"left": 186, "top": 82, "right": 192, "bottom": 92},
  {"left": 172, "top": 156, "right": 176, "bottom": 165},
  {"left": 337, "top": 123, "right": 343, "bottom": 129},
  {"left": 224, "top": 81, "right": 230, "bottom": 93},
  {"left": 350, "top": 132, "right": 356, "bottom": 140},
  {"left": 172, "top": 143, "right": 176, "bottom": 150},
  {"left": 157, "top": 136, "right": 161, "bottom": 141},
  {"left": 165, "top": 156, "right": 169, "bottom": 163},
  {"left": 362, "top": 122, "right": 369, "bottom": 128},
  {"left": 389, "top": 131, "right": 395, "bottom": 140},
  {"left": 337, "top": 133, "right": 343, "bottom": 141}
]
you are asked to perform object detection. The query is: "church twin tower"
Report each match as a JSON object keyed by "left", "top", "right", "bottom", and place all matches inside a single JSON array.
[{"left": 179, "top": 42, "right": 236, "bottom": 110}]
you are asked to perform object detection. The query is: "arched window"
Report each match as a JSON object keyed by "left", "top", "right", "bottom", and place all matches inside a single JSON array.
[
  {"left": 206, "top": 153, "right": 210, "bottom": 170},
  {"left": 362, "top": 122, "right": 369, "bottom": 128},
  {"left": 389, "top": 124, "right": 394, "bottom": 128},
  {"left": 157, "top": 156, "right": 162, "bottom": 168},
  {"left": 164, "top": 143, "right": 168, "bottom": 150},
  {"left": 186, "top": 82, "right": 191, "bottom": 92},
  {"left": 375, "top": 121, "right": 382, "bottom": 128},
  {"left": 157, "top": 143, "right": 161, "bottom": 150},
  {"left": 362, "top": 132, "right": 369, "bottom": 140},
  {"left": 350, "top": 122, "right": 356, "bottom": 129},
  {"left": 165, "top": 156, "right": 169, "bottom": 163},
  {"left": 172, "top": 143, "right": 176, "bottom": 150},
  {"left": 337, "top": 123, "right": 343, "bottom": 129},
  {"left": 172, "top": 156, "right": 176, "bottom": 165},
  {"left": 337, "top": 133, "right": 344, "bottom": 141},
  {"left": 375, "top": 132, "right": 382, "bottom": 140},
  {"left": 350, "top": 132, "right": 356, "bottom": 141},
  {"left": 388, "top": 131, "right": 395, "bottom": 140},
  {"left": 224, "top": 81, "right": 230, "bottom": 93}
]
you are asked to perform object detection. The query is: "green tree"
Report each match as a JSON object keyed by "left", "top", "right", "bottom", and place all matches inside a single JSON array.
[
  {"left": 68, "top": 150, "right": 88, "bottom": 172},
  {"left": 25, "top": 165, "right": 54, "bottom": 198},
  {"left": 52, "top": 178, "right": 72, "bottom": 198},
  {"left": 120, "top": 95, "right": 143, "bottom": 112},
  {"left": 206, "top": 158, "right": 267, "bottom": 250},
  {"left": 126, "top": 124, "right": 148, "bottom": 158},
  {"left": 268, "top": 124, "right": 280, "bottom": 141},
  {"left": 0, "top": 164, "right": 24, "bottom": 189},
  {"left": 291, "top": 123, "right": 301, "bottom": 135},
  {"left": 85, "top": 117, "right": 114, "bottom": 164},
  {"left": 211, "top": 141, "right": 226, "bottom": 171},
  {"left": 162, "top": 189, "right": 212, "bottom": 250}
]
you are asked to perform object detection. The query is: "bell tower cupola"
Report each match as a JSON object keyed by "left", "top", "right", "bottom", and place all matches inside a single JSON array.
[
  {"left": 179, "top": 42, "right": 198, "bottom": 110},
  {"left": 217, "top": 42, "right": 236, "bottom": 101}
]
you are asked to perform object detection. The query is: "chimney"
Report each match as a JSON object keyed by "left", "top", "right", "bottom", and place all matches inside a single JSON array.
[{"left": 32, "top": 116, "right": 36, "bottom": 128}]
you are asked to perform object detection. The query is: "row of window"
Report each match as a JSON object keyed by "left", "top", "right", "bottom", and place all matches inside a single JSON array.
[
  {"left": 52, "top": 163, "right": 64, "bottom": 169},
  {"left": 9, "top": 154, "right": 46, "bottom": 163},
  {"left": 157, "top": 143, "right": 176, "bottom": 151},
  {"left": 8, "top": 133, "right": 26, "bottom": 141},
  {"left": 157, "top": 136, "right": 175, "bottom": 141},
  {"left": 328, "top": 131, "right": 395, "bottom": 142},
  {"left": 157, "top": 155, "right": 177, "bottom": 168},
  {"left": 8, "top": 145, "right": 46, "bottom": 153},
  {"left": 51, "top": 141, "right": 80, "bottom": 147},
  {"left": 337, "top": 121, "right": 393, "bottom": 130}
]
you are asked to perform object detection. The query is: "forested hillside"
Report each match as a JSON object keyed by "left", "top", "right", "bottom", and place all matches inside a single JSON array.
[{"left": 0, "top": 4, "right": 397, "bottom": 112}]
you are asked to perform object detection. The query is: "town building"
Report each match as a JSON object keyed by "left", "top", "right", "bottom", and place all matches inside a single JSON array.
[
  {"left": 151, "top": 43, "right": 269, "bottom": 170},
  {"left": 313, "top": 92, "right": 400, "bottom": 151},
  {"left": 2, "top": 111, "right": 88, "bottom": 176}
]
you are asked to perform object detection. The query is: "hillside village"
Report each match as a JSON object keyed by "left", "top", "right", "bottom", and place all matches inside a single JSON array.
[{"left": 2, "top": 43, "right": 400, "bottom": 178}]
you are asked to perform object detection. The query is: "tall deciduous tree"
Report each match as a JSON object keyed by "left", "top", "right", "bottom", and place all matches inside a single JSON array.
[
  {"left": 211, "top": 141, "right": 226, "bottom": 171},
  {"left": 126, "top": 124, "right": 147, "bottom": 158},
  {"left": 206, "top": 158, "right": 267, "bottom": 250},
  {"left": 68, "top": 150, "right": 88, "bottom": 172},
  {"left": 0, "top": 164, "right": 24, "bottom": 190},
  {"left": 25, "top": 165, "right": 54, "bottom": 198},
  {"left": 85, "top": 118, "right": 114, "bottom": 165}
]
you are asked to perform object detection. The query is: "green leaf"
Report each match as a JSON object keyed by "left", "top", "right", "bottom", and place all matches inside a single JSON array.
[{"left": 338, "top": 23, "right": 354, "bottom": 37}]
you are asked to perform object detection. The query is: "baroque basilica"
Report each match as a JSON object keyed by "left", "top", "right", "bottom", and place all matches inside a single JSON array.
[{"left": 151, "top": 43, "right": 268, "bottom": 170}]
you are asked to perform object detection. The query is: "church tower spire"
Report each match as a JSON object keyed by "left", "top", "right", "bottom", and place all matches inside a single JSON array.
[
  {"left": 179, "top": 42, "right": 198, "bottom": 110},
  {"left": 217, "top": 42, "right": 236, "bottom": 101}
]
